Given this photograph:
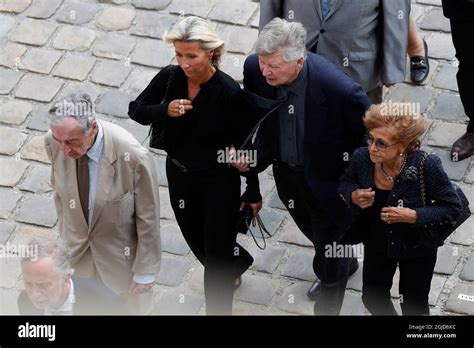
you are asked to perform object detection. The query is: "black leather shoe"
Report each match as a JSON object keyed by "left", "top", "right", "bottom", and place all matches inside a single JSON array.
[
  {"left": 410, "top": 39, "right": 429, "bottom": 85},
  {"left": 451, "top": 132, "right": 474, "bottom": 161},
  {"left": 306, "top": 278, "right": 321, "bottom": 301}
]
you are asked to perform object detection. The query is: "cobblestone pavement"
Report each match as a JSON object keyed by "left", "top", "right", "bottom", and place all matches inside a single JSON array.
[{"left": 0, "top": 0, "right": 473, "bottom": 316}]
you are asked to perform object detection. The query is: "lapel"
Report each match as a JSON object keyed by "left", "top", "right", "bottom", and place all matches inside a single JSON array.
[
  {"left": 313, "top": 0, "right": 322, "bottom": 21},
  {"left": 305, "top": 54, "right": 326, "bottom": 107},
  {"left": 324, "top": 0, "right": 343, "bottom": 22},
  {"left": 89, "top": 122, "right": 116, "bottom": 232}
]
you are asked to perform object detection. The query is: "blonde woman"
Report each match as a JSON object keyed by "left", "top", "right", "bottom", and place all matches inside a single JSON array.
[{"left": 128, "top": 16, "right": 261, "bottom": 315}]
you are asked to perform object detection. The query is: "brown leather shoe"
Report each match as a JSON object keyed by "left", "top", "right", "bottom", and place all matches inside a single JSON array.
[{"left": 451, "top": 132, "right": 474, "bottom": 161}]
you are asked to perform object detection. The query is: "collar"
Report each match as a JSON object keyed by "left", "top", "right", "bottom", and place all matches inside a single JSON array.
[
  {"left": 87, "top": 121, "right": 104, "bottom": 163},
  {"left": 44, "top": 278, "right": 75, "bottom": 315},
  {"left": 288, "top": 60, "right": 308, "bottom": 95}
]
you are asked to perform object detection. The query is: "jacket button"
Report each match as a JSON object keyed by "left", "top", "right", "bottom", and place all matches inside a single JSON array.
[
  {"left": 391, "top": 242, "right": 394, "bottom": 245},
  {"left": 320, "top": 29, "right": 325, "bottom": 34}
]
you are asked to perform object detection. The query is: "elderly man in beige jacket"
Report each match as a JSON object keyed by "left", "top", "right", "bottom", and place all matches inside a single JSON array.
[{"left": 44, "top": 93, "right": 161, "bottom": 314}]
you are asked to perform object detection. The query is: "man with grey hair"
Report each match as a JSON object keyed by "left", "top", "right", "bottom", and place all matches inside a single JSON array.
[
  {"left": 243, "top": 19, "right": 370, "bottom": 315},
  {"left": 18, "top": 237, "right": 128, "bottom": 315},
  {"left": 44, "top": 93, "right": 161, "bottom": 315}
]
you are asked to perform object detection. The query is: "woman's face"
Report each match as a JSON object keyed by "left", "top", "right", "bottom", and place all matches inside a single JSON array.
[
  {"left": 174, "top": 41, "right": 213, "bottom": 79},
  {"left": 367, "top": 126, "right": 406, "bottom": 165}
]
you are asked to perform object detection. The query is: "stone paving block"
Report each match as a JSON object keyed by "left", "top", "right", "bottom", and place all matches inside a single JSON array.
[
  {"left": 451, "top": 216, "right": 474, "bottom": 246},
  {"left": 0, "top": 288, "right": 21, "bottom": 315},
  {"left": 20, "top": 135, "right": 50, "bottom": 164},
  {"left": 53, "top": 25, "right": 95, "bottom": 52},
  {"left": 56, "top": 0, "right": 100, "bottom": 25},
  {"left": 268, "top": 190, "right": 286, "bottom": 210},
  {"left": 52, "top": 54, "right": 95, "bottom": 81},
  {"left": 0, "top": 43, "right": 27, "bottom": 68},
  {"left": 426, "top": 148, "right": 469, "bottom": 181},
  {"left": 155, "top": 290, "right": 203, "bottom": 315},
  {"left": 247, "top": 208, "right": 285, "bottom": 238},
  {"left": 281, "top": 251, "right": 316, "bottom": 282},
  {"left": 160, "top": 223, "right": 190, "bottom": 256},
  {"left": 429, "top": 93, "right": 466, "bottom": 122},
  {"left": 155, "top": 256, "right": 192, "bottom": 286},
  {"left": 92, "top": 32, "right": 135, "bottom": 60},
  {"left": 427, "top": 121, "right": 466, "bottom": 148},
  {"left": 429, "top": 275, "right": 446, "bottom": 306},
  {"left": 159, "top": 187, "right": 175, "bottom": 220},
  {"left": 16, "top": 75, "right": 63, "bottom": 102},
  {"left": 18, "top": 165, "right": 52, "bottom": 194},
  {"left": 346, "top": 258, "right": 363, "bottom": 292},
  {"left": 385, "top": 84, "right": 433, "bottom": 114},
  {"left": 0, "top": 257, "right": 21, "bottom": 289},
  {"left": 209, "top": 0, "right": 259, "bottom": 26},
  {"left": 278, "top": 218, "right": 312, "bottom": 247},
  {"left": 233, "top": 301, "right": 271, "bottom": 315},
  {"left": 0, "top": 14, "right": 14, "bottom": 38},
  {"left": 427, "top": 33, "right": 456, "bottom": 61},
  {"left": 153, "top": 155, "right": 168, "bottom": 187},
  {"left": 122, "top": 68, "right": 156, "bottom": 97},
  {"left": 0, "top": 220, "right": 16, "bottom": 244},
  {"left": 96, "top": 7, "right": 135, "bottom": 31},
  {"left": 186, "top": 265, "right": 204, "bottom": 293},
  {"left": 99, "top": 0, "right": 127, "bottom": 4},
  {"left": 217, "top": 24, "right": 258, "bottom": 54},
  {"left": 417, "top": 0, "right": 441, "bottom": 6},
  {"left": 0, "top": 157, "right": 28, "bottom": 187},
  {"left": 433, "top": 63, "right": 459, "bottom": 92},
  {"left": 12, "top": 18, "right": 57, "bottom": 46},
  {"left": 460, "top": 251, "right": 474, "bottom": 281},
  {"left": 18, "top": 48, "right": 62, "bottom": 74},
  {"left": 122, "top": 120, "right": 150, "bottom": 145},
  {"left": 340, "top": 292, "right": 366, "bottom": 316},
  {"left": 0, "top": 189, "right": 21, "bottom": 219},
  {"left": 27, "top": 105, "right": 53, "bottom": 132},
  {"left": 276, "top": 281, "right": 314, "bottom": 315},
  {"left": 0, "top": 68, "right": 22, "bottom": 94},
  {"left": 14, "top": 196, "right": 57, "bottom": 227},
  {"left": 420, "top": 8, "right": 451, "bottom": 32},
  {"left": 445, "top": 283, "right": 474, "bottom": 315},
  {"left": 0, "top": 100, "right": 32, "bottom": 125},
  {"left": 221, "top": 53, "right": 245, "bottom": 82},
  {"left": 96, "top": 90, "right": 134, "bottom": 118},
  {"left": 131, "top": 11, "right": 178, "bottom": 39},
  {"left": 234, "top": 274, "right": 277, "bottom": 306},
  {"left": 57, "top": 82, "right": 101, "bottom": 103},
  {"left": 434, "top": 245, "right": 460, "bottom": 275},
  {"left": 132, "top": 0, "right": 171, "bottom": 10},
  {"left": 247, "top": 244, "right": 285, "bottom": 274},
  {"left": 9, "top": 223, "right": 56, "bottom": 248},
  {"left": 0, "top": 127, "right": 28, "bottom": 155},
  {"left": 131, "top": 39, "right": 174, "bottom": 68},
  {"left": 458, "top": 183, "right": 474, "bottom": 206},
  {"left": 250, "top": 12, "right": 259, "bottom": 28},
  {"left": 411, "top": 4, "right": 426, "bottom": 22},
  {"left": 168, "top": 0, "right": 218, "bottom": 18},
  {"left": 466, "top": 168, "right": 474, "bottom": 184},
  {"left": 27, "top": 0, "right": 62, "bottom": 19},
  {"left": 90, "top": 61, "right": 130, "bottom": 87},
  {"left": 0, "top": 0, "right": 31, "bottom": 13}
]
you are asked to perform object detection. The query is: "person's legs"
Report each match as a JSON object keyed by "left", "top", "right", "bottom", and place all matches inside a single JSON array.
[
  {"left": 398, "top": 251, "right": 437, "bottom": 315},
  {"left": 362, "top": 247, "right": 398, "bottom": 315}
]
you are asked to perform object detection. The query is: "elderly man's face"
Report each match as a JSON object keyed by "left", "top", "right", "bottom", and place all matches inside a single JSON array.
[
  {"left": 21, "top": 257, "right": 70, "bottom": 310},
  {"left": 258, "top": 52, "right": 304, "bottom": 86},
  {"left": 51, "top": 118, "right": 98, "bottom": 159}
]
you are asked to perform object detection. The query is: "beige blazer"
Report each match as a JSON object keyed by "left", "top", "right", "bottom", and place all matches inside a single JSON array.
[{"left": 45, "top": 120, "right": 161, "bottom": 293}]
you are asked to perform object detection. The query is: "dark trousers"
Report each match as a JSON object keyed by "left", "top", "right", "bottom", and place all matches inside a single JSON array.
[
  {"left": 362, "top": 247, "right": 437, "bottom": 316},
  {"left": 166, "top": 159, "right": 253, "bottom": 315},
  {"left": 450, "top": 18, "right": 474, "bottom": 132},
  {"left": 273, "top": 162, "right": 349, "bottom": 315}
]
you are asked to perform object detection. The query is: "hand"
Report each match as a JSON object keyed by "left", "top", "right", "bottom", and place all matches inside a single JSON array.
[
  {"left": 167, "top": 99, "right": 193, "bottom": 117},
  {"left": 240, "top": 201, "right": 262, "bottom": 218},
  {"left": 128, "top": 281, "right": 154, "bottom": 294},
  {"left": 229, "top": 145, "right": 250, "bottom": 172},
  {"left": 351, "top": 188, "right": 375, "bottom": 209},
  {"left": 381, "top": 207, "right": 417, "bottom": 224}
]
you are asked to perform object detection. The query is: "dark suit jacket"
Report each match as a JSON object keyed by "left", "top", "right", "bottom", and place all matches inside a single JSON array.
[
  {"left": 442, "top": 0, "right": 474, "bottom": 19},
  {"left": 243, "top": 53, "right": 370, "bottom": 235},
  {"left": 18, "top": 277, "right": 129, "bottom": 315}
]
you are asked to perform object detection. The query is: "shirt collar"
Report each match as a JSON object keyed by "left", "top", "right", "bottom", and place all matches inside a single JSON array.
[
  {"left": 44, "top": 278, "right": 75, "bottom": 315},
  {"left": 87, "top": 121, "right": 104, "bottom": 163}
]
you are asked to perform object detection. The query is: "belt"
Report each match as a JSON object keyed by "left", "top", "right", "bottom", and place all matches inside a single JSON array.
[
  {"left": 274, "top": 160, "right": 304, "bottom": 172},
  {"left": 167, "top": 156, "right": 221, "bottom": 173}
]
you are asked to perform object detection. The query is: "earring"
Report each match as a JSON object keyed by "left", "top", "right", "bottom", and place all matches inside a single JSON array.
[{"left": 400, "top": 153, "right": 404, "bottom": 156}]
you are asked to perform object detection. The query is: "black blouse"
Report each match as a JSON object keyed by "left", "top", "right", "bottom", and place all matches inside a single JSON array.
[{"left": 128, "top": 65, "right": 261, "bottom": 202}]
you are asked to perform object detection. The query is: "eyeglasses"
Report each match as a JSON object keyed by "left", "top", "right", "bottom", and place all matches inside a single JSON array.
[{"left": 366, "top": 133, "right": 400, "bottom": 151}]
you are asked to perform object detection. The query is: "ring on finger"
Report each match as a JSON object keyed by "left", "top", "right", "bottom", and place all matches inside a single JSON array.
[{"left": 179, "top": 99, "right": 184, "bottom": 105}]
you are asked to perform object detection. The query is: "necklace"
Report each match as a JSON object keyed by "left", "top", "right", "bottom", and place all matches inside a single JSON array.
[{"left": 380, "top": 155, "right": 407, "bottom": 183}]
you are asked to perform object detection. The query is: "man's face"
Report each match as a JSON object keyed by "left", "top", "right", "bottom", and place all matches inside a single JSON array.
[
  {"left": 21, "top": 257, "right": 70, "bottom": 310},
  {"left": 258, "top": 52, "right": 303, "bottom": 86},
  {"left": 51, "top": 118, "right": 97, "bottom": 159}
]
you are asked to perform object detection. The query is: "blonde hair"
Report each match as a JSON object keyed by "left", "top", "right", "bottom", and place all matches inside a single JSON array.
[
  {"left": 364, "top": 103, "right": 428, "bottom": 156},
  {"left": 163, "top": 16, "right": 225, "bottom": 68}
]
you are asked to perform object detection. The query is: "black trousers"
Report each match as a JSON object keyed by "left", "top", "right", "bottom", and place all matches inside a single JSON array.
[
  {"left": 450, "top": 18, "right": 474, "bottom": 132},
  {"left": 362, "top": 246, "right": 437, "bottom": 316},
  {"left": 166, "top": 159, "right": 253, "bottom": 315},
  {"left": 273, "top": 162, "right": 349, "bottom": 315}
]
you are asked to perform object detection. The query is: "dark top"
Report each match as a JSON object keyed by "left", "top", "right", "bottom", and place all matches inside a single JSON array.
[
  {"left": 339, "top": 147, "right": 464, "bottom": 258},
  {"left": 442, "top": 0, "right": 474, "bottom": 20},
  {"left": 128, "top": 65, "right": 261, "bottom": 202},
  {"left": 365, "top": 187, "right": 391, "bottom": 253}
]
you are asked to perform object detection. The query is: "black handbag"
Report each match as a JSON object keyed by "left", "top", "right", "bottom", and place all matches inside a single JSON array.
[
  {"left": 236, "top": 205, "right": 273, "bottom": 250},
  {"left": 146, "top": 65, "right": 177, "bottom": 150},
  {"left": 419, "top": 152, "right": 471, "bottom": 248}
]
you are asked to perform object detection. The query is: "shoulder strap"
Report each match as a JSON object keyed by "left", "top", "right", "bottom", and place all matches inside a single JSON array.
[{"left": 419, "top": 151, "right": 430, "bottom": 207}]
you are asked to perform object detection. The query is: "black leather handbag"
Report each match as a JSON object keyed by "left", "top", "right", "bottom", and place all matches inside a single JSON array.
[
  {"left": 236, "top": 205, "right": 273, "bottom": 250},
  {"left": 147, "top": 65, "right": 177, "bottom": 150}
]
